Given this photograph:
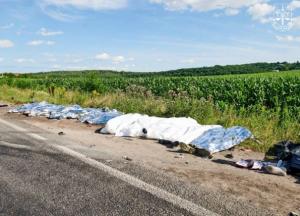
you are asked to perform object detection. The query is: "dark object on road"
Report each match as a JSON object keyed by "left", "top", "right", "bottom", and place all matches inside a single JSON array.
[
  {"left": 123, "top": 156, "right": 133, "bottom": 161},
  {"left": 274, "top": 141, "right": 300, "bottom": 173},
  {"left": 159, "top": 139, "right": 180, "bottom": 148},
  {"left": 289, "top": 212, "right": 299, "bottom": 216},
  {"left": 0, "top": 104, "right": 8, "bottom": 108},
  {"left": 95, "top": 127, "right": 104, "bottom": 134},
  {"left": 225, "top": 153, "right": 234, "bottom": 159},
  {"left": 58, "top": 132, "right": 65, "bottom": 136},
  {"left": 142, "top": 128, "right": 147, "bottom": 135}
]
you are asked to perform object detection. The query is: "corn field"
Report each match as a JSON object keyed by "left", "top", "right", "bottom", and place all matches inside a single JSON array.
[{"left": 1, "top": 70, "right": 300, "bottom": 119}]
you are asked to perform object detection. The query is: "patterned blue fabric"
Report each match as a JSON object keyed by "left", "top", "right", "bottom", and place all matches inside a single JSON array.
[
  {"left": 11, "top": 102, "right": 252, "bottom": 152},
  {"left": 10, "top": 102, "right": 122, "bottom": 125},
  {"left": 191, "top": 126, "right": 252, "bottom": 153}
]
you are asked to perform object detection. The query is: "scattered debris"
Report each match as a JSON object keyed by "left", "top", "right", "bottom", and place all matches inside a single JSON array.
[
  {"left": 275, "top": 141, "right": 300, "bottom": 173},
  {"left": 159, "top": 139, "right": 180, "bottom": 148},
  {"left": 105, "top": 160, "right": 113, "bottom": 163},
  {"left": 89, "top": 144, "right": 96, "bottom": 148},
  {"left": 236, "top": 159, "right": 264, "bottom": 170},
  {"left": 264, "top": 165, "right": 287, "bottom": 176},
  {"left": 122, "top": 156, "right": 133, "bottom": 161},
  {"left": 95, "top": 128, "right": 105, "bottom": 134},
  {"left": 225, "top": 153, "right": 234, "bottom": 159},
  {"left": 58, "top": 131, "right": 65, "bottom": 136},
  {"left": 174, "top": 154, "right": 184, "bottom": 159},
  {"left": 185, "top": 161, "right": 189, "bottom": 165},
  {"left": 0, "top": 104, "right": 8, "bottom": 108},
  {"left": 289, "top": 212, "right": 299, "bottom": 216}
]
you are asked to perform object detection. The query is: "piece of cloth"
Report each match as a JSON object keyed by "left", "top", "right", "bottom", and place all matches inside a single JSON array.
[
  {"left": 236, "top": 159, "right": 264, "bottom": 170},
  {"left": 9, "top": 102, "right": 122, "bottom": 125},
  {"left": 102, "top": 113, "right": 252, "bottom": 153},
  {"left": 190, "top": 127, "right": 253, "bottom": 154}
]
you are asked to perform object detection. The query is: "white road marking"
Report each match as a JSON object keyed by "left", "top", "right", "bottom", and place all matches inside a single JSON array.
[
  {"left": 0, "top": 117, "right": 219, "bottom": 216},
  {"left": 0, "top": 141, "right": 34, "bottom": 151},
  {"left": 0, "top": 118, "right": 47, "bottom": 141}
]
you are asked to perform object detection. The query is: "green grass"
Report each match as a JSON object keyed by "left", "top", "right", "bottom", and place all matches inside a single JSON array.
[{"left": 1, "top": 85, "right": 299, "bottom": 153}]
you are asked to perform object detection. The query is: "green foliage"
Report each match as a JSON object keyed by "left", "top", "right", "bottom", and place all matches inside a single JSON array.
[{"left": 1, "top": 69, "right": 300, "bottom": 121}]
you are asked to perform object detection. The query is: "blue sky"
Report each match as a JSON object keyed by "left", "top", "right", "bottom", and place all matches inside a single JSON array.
[{"left": 0, "top": 0, "right": 300, "bottom": 72}]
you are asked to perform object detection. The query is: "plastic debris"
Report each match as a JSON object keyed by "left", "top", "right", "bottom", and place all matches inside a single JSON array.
[
  {"left": 123, "top": 156, "right": 133, "bottom": 161},
  {"left": 264, "top": 165, "right": 287, "bottom": 176},
  {"left": 236, "top": 159, "right": 264, "bottom": 170},
  {"left": 9, "top": 101, "right": 122, "bottom": 125}
]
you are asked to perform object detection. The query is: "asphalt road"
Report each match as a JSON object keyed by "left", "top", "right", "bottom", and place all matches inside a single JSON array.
[
  {"left": 0, "top": 114, "right": 275, "bottom": 216},
  {"left": 0, "top": 117, "right": 216, "bottom": 216}
]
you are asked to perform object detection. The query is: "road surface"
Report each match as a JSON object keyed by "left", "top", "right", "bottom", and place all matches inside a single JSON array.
[{"left": 0, "top": 114, "right": 274, "bottom": 216}]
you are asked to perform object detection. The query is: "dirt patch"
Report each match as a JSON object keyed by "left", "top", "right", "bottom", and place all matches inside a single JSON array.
[{"left": 2, "top": 108, "right": 300, "bottom": 215}]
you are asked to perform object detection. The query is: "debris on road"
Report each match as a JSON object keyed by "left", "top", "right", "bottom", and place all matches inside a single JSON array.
[
  {"left": 225, "top": 153, "right": 234, "bottom": 159},
  {"left": 174, "top": 154, "right": 184, "bottom": 159},
  {"left": 58, "top": 131, "right": 65, "bottom": 136},
  {"left": 264, "top": 165, "right": 287, "bottom": 176},
  {"left": 0, "top": 104, "right": 8, "bottom": 108},
  {"left": 123, "top": 156, "right": 133, "bottom": 161},
  {"left": 236, "top": 159, "right": 264, "bottom": 170},
  {"left": 274, "top": 140, "right": 300, "bottom": 173},
  {"left": 289, "top": 212, "right": 299, "bottom": 216}
]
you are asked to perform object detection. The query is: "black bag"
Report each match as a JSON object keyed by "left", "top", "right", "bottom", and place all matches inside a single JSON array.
[
  {"left": 274, "top": 141, "right": 300, "bottom": 173},
  {"left": 290, "top": 147, "right": 300, "bottom": 171}
]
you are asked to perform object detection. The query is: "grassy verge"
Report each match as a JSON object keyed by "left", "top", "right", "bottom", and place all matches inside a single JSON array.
[{"left": 1, "top": 85, "right": 299, "bottom": 153}]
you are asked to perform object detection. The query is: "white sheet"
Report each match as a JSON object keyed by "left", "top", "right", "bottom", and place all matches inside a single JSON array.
[{"left": 101, "top": 113, "right": 221, "bottom": 144}]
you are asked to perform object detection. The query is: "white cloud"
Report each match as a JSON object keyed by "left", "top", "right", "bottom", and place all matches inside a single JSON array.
[
  {"left": 149, "top": 0, "right": 265, "bottom": 12},
  {"left": 52, "top": 64, "right": 61, "bottom": 69},
  {"left": 247, "top": 3, "right": 274, "bottom": 23},
  {"left": 95, "top": 52, "right": 111, "bottom": 60},
  {"left": 41, "top": 0, "right": 127, "bottom": 10},
  {"left": 47, "top": 58, "right": 57, "bottom": 62},
  {"left": 27, "top": 40, "right": 55, "bottom": 46},
  {"left": 292, "top": 16, "right": 300, "bottom": 29},
  {"left": 225, "top": 8, "right": 240, "bottom": 16},
  {"left": 95, "top": 52, "right": 132, "bottom": 64},
  {"left": 276, "top": 35, "right": 300, "bottom": 42},
  {"left": 288, "top": 0, "right": 300, "bottom": 10},
  {"left": 112, "top": 55, "right": 125, "bottom": 63},
  {"left": 46, "top": 41, "right": 56, "bottom": 45},
  {"left": 38, "top": 28, "right": 63, "bottom": 36},
  {"left": 0, "top": 23, "right": 14, "bottom": 29},
  {"left": 0, "top": 40, "right": 14, "bottom": 48},
  {"left": 28, "top": 40, "right": 44, "bottom": 46},
  {"left": 15, "top": 58, "right": 35, "bottom": 63},
  {"left": 181, "top": 58, "right": 197, "bottom": 64}
]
